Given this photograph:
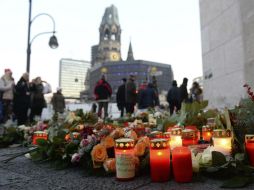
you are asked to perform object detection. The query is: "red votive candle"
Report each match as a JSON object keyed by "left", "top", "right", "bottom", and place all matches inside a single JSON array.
[
  {"left": 32, "top": 131, "right": 48, "bottom": 145},
  {"left": 202, "top": 125, "right": 213, "bottom": 142},
  {"left": 172, "top": 147, "right": 192, "bottom": 182},
  {"left": 245, "top": 134, "right": 254, "bottom": 166},
  {"left": 182, "top": 129, "right": 198, "bottom": 147},
  {"left": 115, "top": 138, "right": 135, "bottom": 181},
  {"left": 150, "top": 138, "right": 170, "bottom": 182}
]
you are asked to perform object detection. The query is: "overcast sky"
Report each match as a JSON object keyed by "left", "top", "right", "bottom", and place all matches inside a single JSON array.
[{"left": 0, "top": 0, "right": 202, "bottom": 91}]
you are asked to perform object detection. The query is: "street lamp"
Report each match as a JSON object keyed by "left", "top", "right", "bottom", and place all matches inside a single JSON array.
[{"left": 26, "top": 0, "right": 59, "bottom": 73}]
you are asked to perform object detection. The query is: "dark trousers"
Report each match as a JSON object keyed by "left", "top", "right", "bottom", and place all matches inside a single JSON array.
[
  {"left": 169, "top": 101, "right": 180, "bottom": 115},
  {"left": 2, "top": 99, "right": 13, "bottom": 122},
  {"left": 126, "top": 103, "right": 135, "bottom": 114},
  {"left": 16, "top": 106, "right": 29, "bottom": 125},
  {"left": 97, "top": 102, "right": 109, "bottom": 118}
]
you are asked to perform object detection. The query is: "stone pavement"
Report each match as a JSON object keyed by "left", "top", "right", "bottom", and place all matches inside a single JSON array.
[{"left": 0, "top": 147, "right": 253, "bottom": 190}]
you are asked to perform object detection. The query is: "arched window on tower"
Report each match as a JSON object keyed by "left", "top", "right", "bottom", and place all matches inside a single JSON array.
[{"left": 104, "top": 29, "right": 110, "bottom": 40}]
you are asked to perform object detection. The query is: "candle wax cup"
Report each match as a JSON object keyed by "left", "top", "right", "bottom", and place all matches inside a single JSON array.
[
  {"left": 246, "top": 141, "right": 254, "bottom": 167},
  {"left": 172, "top": 147, "right": 192, "bottom": 183},
  {"left": 115, "top": 148, "right": 135, "bottom": 181},
  {"left": 170, "top": 135, "right": 182, "bottom": 150},
  {"left": 202, "top": 131, "right": 212, "bottom": 142},
  {"left": 150, "top": 148, "right": 170, "bottom": 182},
  {"left": 182, "top": 138, "right": 198, "bottom": 147},
  {"left": 213, "top": 137, "right": 232, "bottom": 155}
]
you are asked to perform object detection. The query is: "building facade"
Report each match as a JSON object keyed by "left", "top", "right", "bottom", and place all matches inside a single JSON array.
[
  {"left": 199, "top": 0, "right": 254, "bottom": 108},
  {"left": 59, "top": 58, "right": 90, "bottom": 98},
  {"left": 89, "top": 5, "right": 173, "bottom": 100}
]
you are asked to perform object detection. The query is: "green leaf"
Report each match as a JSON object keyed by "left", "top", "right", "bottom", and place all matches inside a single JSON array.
[
  {"left": 235, "top": 153, "right": 244, "bottom": 161},
  {"left": 221, "top": 176, "right": 251, "bottom": 188},
  {"left": 36, "top": 139, "right": 48, "bottom": 147},
  {"left": 212, "top": 151, "right": 227, "bottom": 167}
]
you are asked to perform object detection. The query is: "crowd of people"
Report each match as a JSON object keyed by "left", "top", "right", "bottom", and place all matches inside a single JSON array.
[
  {"left": 0, "top": 68, "right": 203, "bottom": 124},
  {"left": 0, "top": 69, "right": 65, "bottom": 125},
  {"left": 94, "top": 75, "right": 203, "bottom": 118}
]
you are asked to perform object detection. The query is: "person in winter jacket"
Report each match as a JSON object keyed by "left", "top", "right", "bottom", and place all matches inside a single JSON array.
[
  {"left": 51, "top": 87, "right": 65, "bottom": 113},
  {"left": 116, "top": 78, "right": 126, "bottom": 117},
  {"left": 138, "top": 83, "right": 159, "bottom": 109},
  {"left": 125, "top": 75, "right": 137, "bottom": 114},
  {"left": 29, "top": 77, "right": 51, "bottom": 122},
  {"left": 167, "top": 80, "right": 180, "bottom": 115},
  {"left": 0, "top": 69, "right": 15, "bottom": 123},
  {"left": 94, "top": 75, "right": 112, "bottom": 118},
  {"left": 13, "top": 73, "right": 30, "bottom": 125}
]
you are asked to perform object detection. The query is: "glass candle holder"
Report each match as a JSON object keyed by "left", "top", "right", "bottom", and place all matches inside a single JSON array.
[
  {"left": 202, "top": 125, "right": 213, "bottom": 142},
  {"left": 115, "top": 138, "right": 135, "bottom": 181},
  {"left": 245, "top": 134, "right": 254, "bottom": 166},
  {"left": 172, "top": 146, "right": 192, "bottom": 182},
  {"left": 149, "top": 131, "right": 163, "bottom": 140},
  {"left": 163, "top": 132, "right": 171, "bottom": 146},
  {"left": 150, "top": 138, "right": 170, "bottom": 182},
  {"left": 182, "top": 129, "right": 198, "bottom": 147},
  {"left": 170, "top": 128, "right": 182, "bottom": 150},
  {"left": 212, "top": 129, "right": 232, "bottom": 155},
  {"left": 32, "top": 131, "right": 48, "bottom": 145}
]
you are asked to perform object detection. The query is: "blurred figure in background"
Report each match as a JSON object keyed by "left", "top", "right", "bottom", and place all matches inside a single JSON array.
[
  {"left": 51, "top": 87, "right": 65, "bottom": 114},
  {"left": 179, "top": 77, "right": 188, "bottom": 107},
  {"left": 138, "top": 83, "right": 159, "bottom": 109},
  {"left": 29, "top": 77, "right": 51, "bottom": 122},
  {"left": 94, "top": 75, "right": 112, "bottom": 118},
  {"left": 13, "top": 73, "right": 30, "bottom": 125},
  {"left": 189, "top": 81, "right": 203, "bottom": 102},
  {"left": 167, "top": 80, "right": 180, "bottom": 115},
  {"left": 116, "top": 78, "right": 126, "bottom": 117},
  {"left": 0, "top": 69, "right": 15, "bottom": 123},
  {"left": 125, "top": 75, "right": 137, "bottom": 115}
]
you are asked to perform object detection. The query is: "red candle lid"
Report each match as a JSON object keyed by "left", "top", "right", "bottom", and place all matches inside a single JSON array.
[
  {"left": 171, "top": 128, "right": 182, "bottom": 135},
  {"left": 34, "top": 131, "right": 47, "bottom": 137},
  {"left": 150, "top": 138, "right": 169, "bottom": 149},
  {"left": 182, "top": 129, "right": 197, "bottom": 139},
  {"left": 115, "top": 138, "right": 134, "bottom": 149}
]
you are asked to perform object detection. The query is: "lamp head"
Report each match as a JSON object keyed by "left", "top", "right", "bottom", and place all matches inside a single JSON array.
[{"left": 49, "top": 34, "right": 58, "bottom": 49}]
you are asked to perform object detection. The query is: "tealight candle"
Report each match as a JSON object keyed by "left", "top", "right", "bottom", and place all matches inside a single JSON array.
[
  {"left": 245, "top": 134, "right": 254, "bottom": 166},
  {"left": 170, "top": 128, "right": 182, "bottom": 150},
  {"left": 150, "top": 138, "right": 170, "bottom": 182},
  {"left": 32, "top": 131, "right": 48, "bottom": 145},
  {"left": 172, "top": 147, "right": 192, "bottom": 182},
  {"left": 212, "top": 129, "right": 232, "bottom": 155},
  {"left": 115, "top": 138, "right": 135, "bottom": 181}
]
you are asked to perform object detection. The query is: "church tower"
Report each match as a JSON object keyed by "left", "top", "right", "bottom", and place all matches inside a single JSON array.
[{"left": 93, "top": 5, "right": 122, "bottom": 65}]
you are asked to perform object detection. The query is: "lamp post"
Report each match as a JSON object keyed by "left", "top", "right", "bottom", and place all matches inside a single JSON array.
[{"left": 26, "top": 0, "right": 59, "bottom": 73}]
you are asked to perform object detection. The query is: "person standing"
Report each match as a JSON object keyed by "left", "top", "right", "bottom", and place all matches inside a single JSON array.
[
  {"left": 138, "top": 83, "right": 159, "bottom": 109},
  {"left": 167, "top": 80, "right": 180, "bottom": 115},
  {"left": 190, "top": 81, "right": 203, "bottom": 102},
  {"left": 51, "top": 87, "right": 65, "bottom": 114},
  {"left": 0, "top": 69, "right": 15, "bottom": 123},
  {"left": 125, "top": 75, "right": 137, "bottom": 114},
  {"left": 116, "top": 78, "right": 126, "bottom": 117},
  {"left": 179, "top": 77, "right": 188, "bottom": 107},
  {"left": 29, "top": 77, "right": 51, "bottom": 122},
  {"left": 13, "top": 73, "right": 30, "bottom": 125},
  {"left": 94, "top": 75, "right": 112, "bottom": 118}
]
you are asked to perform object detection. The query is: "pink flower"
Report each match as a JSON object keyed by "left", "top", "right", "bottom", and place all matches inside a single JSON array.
[{"left": 71, "top": 153, "right": 81, "bottom": 163}]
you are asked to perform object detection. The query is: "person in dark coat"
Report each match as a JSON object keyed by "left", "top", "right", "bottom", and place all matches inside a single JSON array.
[
  {"left": 116, "top": 78, "right": 126, "bottom": 117},
  {"left": 51, "top": 87, "right": 65, "bottom": 113},
  {"left": 138, "top": 83, "right": 159, "bottom": 109},
  {"left": 94, "top": 75, "right": 112, "bottom": 118},
  {"left": 29, "top": 77, "right": 51, "bottom": 122},
  {"left": 179, "top": 77, "right": 188, "bottom": 107},
  {"left": 125, "top": 75, "right": 137, "bottom": 114},
  {"left": 13, "top": 73, "right": 30, "bottom": 125},
  {"left": 167, "top": 80, "right": 180, "bottom": 115}
]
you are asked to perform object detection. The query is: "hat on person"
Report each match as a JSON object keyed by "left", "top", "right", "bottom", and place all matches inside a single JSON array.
[
  {"left": 56, "top": 87, "right": 62, "bottom": 91},
  {"left": 122, "top": 78, "right": 127, "bottom": 82},
  {"left": 4, "top": 68, "right": 12, "bottom": 73}
]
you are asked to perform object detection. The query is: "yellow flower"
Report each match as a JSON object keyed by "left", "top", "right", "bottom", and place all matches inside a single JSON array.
[
  {"left": 101, "top": 136, "right": 115, "bottom": 148},
  {"left": 103, "top": 158, "right": 116, "bottom": 173},
  {"left": 91, "top": 144, "right": 108, "bottom": 168},
  {"left": 134, "top": 142, "right": 146, "bottom": 157}
]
